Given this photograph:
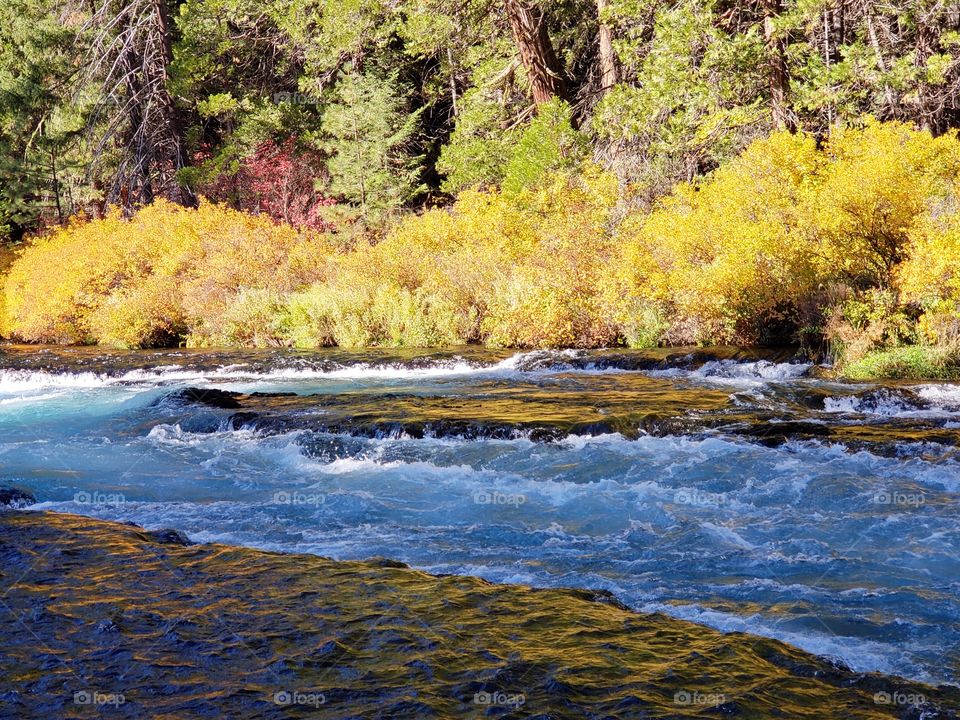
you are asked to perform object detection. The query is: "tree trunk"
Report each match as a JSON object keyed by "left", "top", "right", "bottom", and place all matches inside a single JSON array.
[
  {"left": 863, "top": 1, "right": 896, "bottom": 117},
  {"left": 597, "top": 0, "right": 618, "bottom": 91},
  {"left": 914, "top": 9, "right": 943, "bottom": 133},
  {"left": 823, "top": 6, "right": 833, "bottom": 129},
  {"left": 153, "top": 0, "right": 196, "bottom": 206},
  {"left": 87, "top": 0, "right": 196, "bottom": 209},
  {"left": 118, "top": 7, "right": 154, "bottom": 206},
  {"left": 837, "top": 0, "right": 845, "bottom": 46},
  {"left": 503, "top": 0, "right": 568, "bottom": 105},
  {"left": 762, "top": 0, "right": 795, "bottom": 131}
]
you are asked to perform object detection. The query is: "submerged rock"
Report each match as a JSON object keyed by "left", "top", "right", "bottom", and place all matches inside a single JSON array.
[
  {"left": 166, "top": 387, "right": 245, "bottom": 409},
  {"left": 144, "top": 528, "right": 193, "bottom": 546},
  {"left": 158, "top": 351, "right": 960, "bottom": 453},
  {"left": 0, "top": 510, "right": 956, "bottom": 719},
  {"left": 0, "top": 486, "right": 36, "bottom": 508}
]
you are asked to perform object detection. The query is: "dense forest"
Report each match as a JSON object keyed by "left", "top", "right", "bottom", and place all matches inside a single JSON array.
[
  {"left": 2, "top": 0, "right": 960, "bottom": 376},
  {"left": 5, "top": 0, "right": 960, "bottom": 226}
]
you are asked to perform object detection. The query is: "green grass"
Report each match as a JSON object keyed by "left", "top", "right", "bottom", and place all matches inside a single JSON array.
[{"left": 841, "top": 345, "right": 960, "bottom": 380}]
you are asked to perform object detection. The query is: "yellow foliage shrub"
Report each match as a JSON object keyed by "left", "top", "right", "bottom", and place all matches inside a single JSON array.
[
  {"left": 3, "top": 202, "right": 332, "bottom": 347},
  {"left": 0, "top": 244, "right": 17, "bottom": 339},
  {"left": 611, "top": 120, "right": 960, "bottom": 346},
  {"left": 898, "top": 203, "right": 960, "bottom": 308},
  {"left": 281, "top": 168, "right": 621, "bottom": 349},
  {"left": 215, "top": 288, "right": 289, "bottom": 347},
  {"left": 282, "top": 280, "right": 472, "bottom": 348},
  {"left": 806, "top": 121, "right": 960, "bottom": 287},
  {"left": 481, "top": 173, "right": 620, "bottom": 347},
  {"left": 610, "top": 131, "right": 822, "bottom": 344},
  {"left": 897, "top": 201, "right": 960, "bottom": 347}
]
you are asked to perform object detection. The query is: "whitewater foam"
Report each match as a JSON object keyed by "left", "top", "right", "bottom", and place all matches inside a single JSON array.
[
  {"left": 0, "top": 352, "right": 603, "bottom": 392},
  {"left": 4, "top": 347, "right": 959, "bottom": 686},
  {"left": 648, "top": 359, "right": 813, "bottom": 386},
  {"left": 916, "top": 383, "right": 960, "bottom": 410}
]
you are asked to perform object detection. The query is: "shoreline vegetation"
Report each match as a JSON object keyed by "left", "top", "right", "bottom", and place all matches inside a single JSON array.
[
  {"left": 5, "top": 0, "right": 960, "bottom": 382},
  {"left": 2, "top": 121, "right": 960, "bottom": 380},
  {"left": 3, "top": 508, "right": 959, "bottom": 719}
]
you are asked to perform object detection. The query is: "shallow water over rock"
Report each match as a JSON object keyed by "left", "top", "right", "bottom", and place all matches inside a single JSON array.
[
  {"left": 2, "top": 511, "right": 958, "bottom": 719},
  {"left": 0, "top": 344, "right": 958, "bottom": 688}
]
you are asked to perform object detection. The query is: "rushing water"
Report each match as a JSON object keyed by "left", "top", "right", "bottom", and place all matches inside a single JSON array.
[{"left": 1, "top": 345, "right": 958, "bottom": 687}]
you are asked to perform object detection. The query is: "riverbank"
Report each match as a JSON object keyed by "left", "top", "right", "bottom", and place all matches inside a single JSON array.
[
  {"left": 3, "top": 122, "right": 960, "bottom": 381},
  {"left": 1, "top": 509, "right": 957, "bottom": 719}
]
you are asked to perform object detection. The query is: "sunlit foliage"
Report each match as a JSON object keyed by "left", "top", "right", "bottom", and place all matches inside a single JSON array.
[
  {"left": 2, "top": 202, "right": 331, "bottom": 347},
  {"left": 282, "top": 168, "right": 620, "bottom": 348},
  {"left": 612, "top": 120, "right": 960, "bottom": 350}
]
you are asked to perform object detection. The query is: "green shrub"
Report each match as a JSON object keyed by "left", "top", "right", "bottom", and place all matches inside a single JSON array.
[
  {"left": 841, "top": 346, "right": 960, "bottom": 380},
  {"left": 616, "top": 299, "right": 669, "bottom": 349},
  {"left": 824, "top": 289, "right": 916, "bottom": 364},
  {"left": 501, "top": 100, "right": 588, "bottom": 195},
  {"left": 204, "top": 288, "right": 288, "bottom": 348}
]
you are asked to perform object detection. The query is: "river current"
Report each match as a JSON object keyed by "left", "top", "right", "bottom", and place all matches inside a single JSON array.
[{"left": 1, "top": 345, "right": 957, "bottom": 686}]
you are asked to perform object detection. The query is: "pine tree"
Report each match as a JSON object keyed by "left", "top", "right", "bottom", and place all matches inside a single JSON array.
[{"left": 316, "top": 68, "right": 423, "bottom": 222}]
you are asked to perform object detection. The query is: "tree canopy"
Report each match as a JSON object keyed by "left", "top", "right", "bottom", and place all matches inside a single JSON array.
[{"left": 3, "top": 0, "right": 960, "bottom": 236}]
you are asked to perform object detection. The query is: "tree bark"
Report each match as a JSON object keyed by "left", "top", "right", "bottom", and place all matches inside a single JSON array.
[
  {"left": 503, "top": 0, "right": 568, "bottom": 105},
  {"left": 597, "top": 0, "right": 618, "bottom": 91},
  {"left": 914, "top": 8, "right": 943, "bottom": 133},
  {"left": 153, "top": 0, "right": 196, "bottom": 206},
  {"left": 863, "top": 1, "right": 896, "bottom": 117},
  {"left": 118, "top": 4, "right": 154, "bottom": 206},
  {"left": 87, "top": 0, "right": 196, "bottom": 209},
  {"left": 823, "top": 6, "right": 833, "bottom": 129},
  {"left": 762, "top": 0, "right": 795, "bottom": 131}
]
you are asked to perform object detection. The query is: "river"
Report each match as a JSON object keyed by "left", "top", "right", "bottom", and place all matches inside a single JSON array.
[{"left": 1, "top": 344, "right": 957, "bottom": 687}]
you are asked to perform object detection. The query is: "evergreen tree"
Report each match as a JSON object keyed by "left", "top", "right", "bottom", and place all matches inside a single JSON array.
[
  {"left": 316, "top": 68, "right": 423, "bottom": 222},
  {"left": 0, "top": 0, "right": 81, "bottom": 238},
  {"left": 4, "top": 0, "right": 960, "bottom": 240}
]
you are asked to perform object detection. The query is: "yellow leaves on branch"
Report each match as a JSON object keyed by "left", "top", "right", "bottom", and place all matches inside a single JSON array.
[
  {"left": 1, "top": 174, "right": 623, "bottom": 348},
  {"left": 611, "top": 119, "right": 960, "bottom": 345},
  {"left": 291, "top": 170, "right": 622, "bottom": 348}
]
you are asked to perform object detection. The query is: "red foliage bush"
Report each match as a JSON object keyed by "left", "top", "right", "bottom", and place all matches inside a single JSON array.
[{"left": 193, "top": 137, "right": 335, "bottom": 231}]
